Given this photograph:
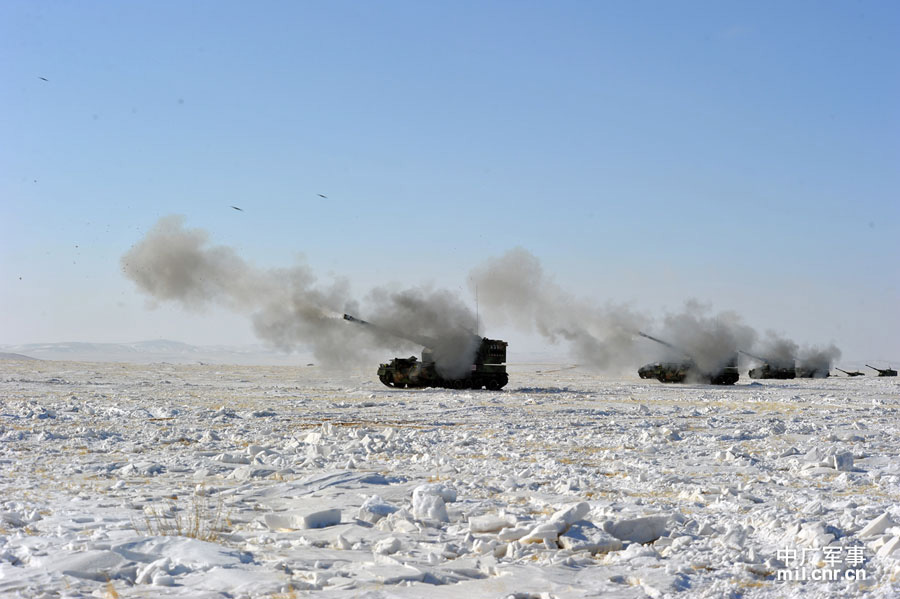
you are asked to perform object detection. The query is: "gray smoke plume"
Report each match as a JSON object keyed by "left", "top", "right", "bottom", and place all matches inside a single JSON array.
[
  {"left": 471, "top": 248, "right": 762, "bottom": 374},
  {"left": 654, "top": 301, "right": 757, "bottom": 374},
  {"left": 797, "top": 344, "right": 842, "bottom": 377},
  {"left": 754, "top": 332, "right": 800, "bottom": 368},
  {"left": 365, "top": 287, "right": 481, "bottom": 378},
  {"left": 122, "top": 216, "right": 479, "bottom": 372},
  {"left": 124, "top": 221, "right": 840, "bottom": 379},
  {"left": 469, "top": 247, "right": 648, "bottom": 371}
]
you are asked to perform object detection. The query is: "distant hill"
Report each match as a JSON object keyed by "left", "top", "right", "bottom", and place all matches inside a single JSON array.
[
  {"left": 0, "top": 352, "right": 39, "bottom": 361},
  {"left": 0, "top": 340, "right": 312, "bottom": 366}
]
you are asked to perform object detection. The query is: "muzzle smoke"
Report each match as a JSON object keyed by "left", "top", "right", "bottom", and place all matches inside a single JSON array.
[
  {"left": 122, "top": 216, "right": 478, "bottom": 375},
  {"left": 123, "top": 221, "right": 840, "bottom": 378}
]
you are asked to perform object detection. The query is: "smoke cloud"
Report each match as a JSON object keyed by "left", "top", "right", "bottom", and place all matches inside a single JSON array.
[
  {"left": 471, "top": 249, "right": 757, "bottom": 375},
  {"left": 122, "top": 216, "right": 478, "bottom": 374},
  {"left": 797, "top": 344, "right": 842, "bottom": 377},
  {"left": 469, "top": 248, "right": 648, "bottom": 372},
  {"left": 655, "top": 301, "right": 756, "bottom": 373},
  {"left": 123, "top": 220, "right": 841, "bottom": 380},
  {"left": 754, "top": 332, "right": 800, "bottom": 368}
]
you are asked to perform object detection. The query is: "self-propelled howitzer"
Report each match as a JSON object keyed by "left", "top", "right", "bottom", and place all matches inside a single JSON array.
[
  {"left": 637, "top": 332, "right": 739, "bottom": 385},
  {"left": 739, "top": 350, "right": 796, "bottom": 379},
  {"left": 343, "top": 314, "right": 509, "bottom": 390},
  {"left": 866, "top": 364, "right": 898, "bottom": 377},
  {"left": 835, "top": 368, "right": 865, "bottom": 377}
]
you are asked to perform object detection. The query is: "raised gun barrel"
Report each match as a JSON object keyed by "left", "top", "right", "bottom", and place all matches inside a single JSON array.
[
  {"left": 836, "top": 368, "right": 865, "bottom": 377},
  {"left": 739, "top": 349, "right": 768, "bottom": 363},
  {"left": 343, "top": 313, "right": 437, "bottom": 349},
  {"left": 342, "top": 313, "right": 370, "bottom": 327},
  {"left": 638, "top": 331, "right": 691, "bottom": 357},
  {"left": 866, "top": 364, "right": 898, "bottom": 377},
  {"left": 740, "top": 349, "right": 797, "bottom": 379}
]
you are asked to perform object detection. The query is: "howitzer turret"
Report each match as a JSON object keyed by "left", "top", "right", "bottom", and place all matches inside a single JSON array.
[
  {"left": 637, "top": 331, "right": 739, "bottom": 385},
  {"left": 739, "top": 350, "right": 796, "bottom": 380},
  {"left": 866, "top": 364, "right": 898, "bottom": 377},
  {"left": 343, "top": 313, "right": 509, "bottom": 390},
  {"left": 836, "top": 368, "right": 865, "bottom": 377}
]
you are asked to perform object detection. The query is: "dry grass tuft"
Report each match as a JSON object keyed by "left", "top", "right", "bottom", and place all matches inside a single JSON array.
[{"left": 138, "top": 495, "right": 229, "bottom": 542}]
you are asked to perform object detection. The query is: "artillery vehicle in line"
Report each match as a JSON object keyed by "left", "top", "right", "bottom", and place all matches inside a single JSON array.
[
  {"left": 866, "top": 364, "right": 898, "bottom": 377},
  {"left": 835, "top": 368, "right": 865, "bottom": 377},
  {"left": 343, "top": 314, "right": 509, "bottom": 390},
  {"left": 637, "top": 332, "right": 739, "bottom": 385},
  {"left": 739, "top": 350, "right": 796, "bottom": 379}
]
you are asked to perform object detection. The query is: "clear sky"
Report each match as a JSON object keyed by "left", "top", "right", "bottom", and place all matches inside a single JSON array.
[{"left": 2, "top": 1, "right": 898, "bottom": 363}]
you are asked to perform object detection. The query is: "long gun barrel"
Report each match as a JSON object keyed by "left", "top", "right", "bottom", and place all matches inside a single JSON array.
[
  {"left": 343, "top": 313, "right": 437, "bottom": 349},
  {"left": 739, "top": 349, "right": 768, "bottom": 363},
  {"left": 866, "top": 364, "right": 898, "bottom": 376},
  {"left": 638, "top": 331, "right": 692, "bottom": 359},
  {"left": 836, "top": 368, "right": 864, "bottom": 376}
]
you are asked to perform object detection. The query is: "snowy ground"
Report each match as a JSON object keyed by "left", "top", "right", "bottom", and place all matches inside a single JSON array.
[{"left": 1, "top": 359, "right": 899, "bottom": 598}]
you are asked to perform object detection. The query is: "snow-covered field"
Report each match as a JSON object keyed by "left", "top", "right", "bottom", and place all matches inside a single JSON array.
[{"left": 2, "top": 359, "right": 899, "bottom": 598}]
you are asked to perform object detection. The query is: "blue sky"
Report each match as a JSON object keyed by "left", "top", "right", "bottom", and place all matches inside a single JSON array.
[{"left": 2, "top": 1, "right": 898, "bottom": 362}]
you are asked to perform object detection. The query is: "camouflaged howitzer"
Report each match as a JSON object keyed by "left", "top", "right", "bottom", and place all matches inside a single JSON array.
[
  {"left": 866, "top": 364, "right": 898, "bottom": 377},
  {"left": 835, "top": 368, "right": 865, "bottom": 377},
  {"left": 637, "top": 332, "right": 739, "bottom": 385},
  {"left": 739, "top": 350, "right": 796, "bottom": 379},
  {"left": 343, "top": 314, "right": 509, "bottom": 390}
]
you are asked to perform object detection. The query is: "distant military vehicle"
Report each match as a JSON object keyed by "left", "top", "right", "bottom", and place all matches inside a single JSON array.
[
  {"left": 835, "top": 368, "right": 865, "bottom": 377},
  {"left": 637, "top": 332, "right": 739, "bottom": 385},
  {"left": 866, "top": 364, "right": 898, "bottom": 377},
  {"left": 739, "top": 350, "right": 796, "bottom": 379},
  {"left": 343, "top": 314, "right": 509, "bottom": 390}
]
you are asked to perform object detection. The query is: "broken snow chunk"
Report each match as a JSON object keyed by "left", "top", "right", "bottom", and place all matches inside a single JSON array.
[
  {"left": 136, "top": 557, "right": 171, "bottom": 585},
  {"left": 227, "top": 465, "right": 275, "bottom": 480},
  {"left": 550, "top": 501, "right": 590, "bottom": 529},
  {"left": 859, "top": 512, "right": 895, "bottom": 538},
  {"left": 605, "top": 515, "right": 669, "bottom": 544},
  {"left": 0, "top": 512, "right": 26, "bottom": 528},
  {"left": 411, "top": 483, "right": 456, "bottom": 522},
  {"left": 472, "top": 538, "right": 497, "bottom": 555},
  {"left": 804, "top": 448, "right": 824, "bottom": 463},
  {"left": 521, "top": 521, "right": 563, "bottom": 544},
  {"left": 245, "top": 444, "right": 267, "bottom": 456},
  {"left": 660, "top": 427, "right": 682, "bottom": 441},
  {"left": 333, "top": 534, "right": 352, "bottom": 550},
  {"left": 792, "top": 521, "right": 835, "bottom": 548},
  {"left": 877, "top": 536, "right": 900, "bottom": 558},
  {"left": 412, "top": 493, "right": 449, "bottom": 523},
  {"left": 412, "top": 483, "right": 457, "bottom": 504},
  {"left": 828, "top": 451, "right": 854, "bottom": 471},
  {"left": 373, "top": 536, "right": 402, "bottom": 555},
  {"left": 468, "top": 514, "right": 514, "bottom": 533},
  {"left": 498, "top": 524, "right": 532, "bottom": 542},
  {"left": 559, "top": 520, "right": 623, "bottom": 554},
  {"left": 213, "top": 452, "right": 251, "bottom": 465},
  {"left": 264, "top": 509, "right": 341, "bottom": 530},
  {"left": 357, "top": 495, "right": 398, "bottom": 524}
]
